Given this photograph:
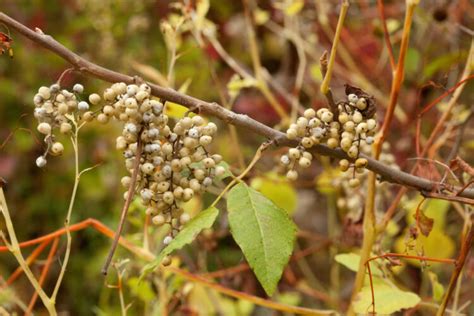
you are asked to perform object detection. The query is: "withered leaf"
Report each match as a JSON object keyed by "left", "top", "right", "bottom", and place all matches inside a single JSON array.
[
  {"left": 415, "top": 209, "right": 434, "bottom": 237},
  {"left": 344, "top": 84, "right": 377, "bottom": 118}
]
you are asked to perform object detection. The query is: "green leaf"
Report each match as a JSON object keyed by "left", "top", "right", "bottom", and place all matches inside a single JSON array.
[
  {"left": 354, "top": 283, "right": 421, "bottom": 314},
  {"left": 141, "top": 206, "right": 219, "bottom": 276},
  {"left": 310, "top": 63, "right": 323, "bottom": 82},
  {"left": 335, "top": 253, "right": 384, "bottom": 277},
  {"left": 227, "top": 183, "right": 296, "bottom": 295},
  {"left": 423, "top": 51, "right": 468, "bottom": 79},
  {"left": 405, "top": 48, "right": 420, "bottom": 77},
  {"left": 127, "top": 277, "right": 155, "bottom": 302},
  {"left": 250, "top": 173, "right": 297, "bottom": 214},
  {"left": 394, "top": 228, "right": 455, "bottom": 267},
  {"left": 227, "top": 74, "right": 257, "bottom": 99},
  {"left": 428, "top": 271, "right": 444, "bottom": 302}
]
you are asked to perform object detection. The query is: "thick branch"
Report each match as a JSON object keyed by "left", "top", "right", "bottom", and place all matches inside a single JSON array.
[{"left": 1, "top": 12, "right": 474, "bottom": 200}]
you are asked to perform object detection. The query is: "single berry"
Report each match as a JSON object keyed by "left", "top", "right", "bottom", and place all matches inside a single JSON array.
[{"left": 36, "top": 156, "right": 47, "bottom": 168}]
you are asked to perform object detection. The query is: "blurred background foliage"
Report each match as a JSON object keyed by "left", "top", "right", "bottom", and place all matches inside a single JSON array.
[{"left": 0, "top": 0, "right": 473, "bottom": 315}]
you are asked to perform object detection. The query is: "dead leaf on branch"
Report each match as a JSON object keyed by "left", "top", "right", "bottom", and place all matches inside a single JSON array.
[{"left": 415, "top": 208, "right": 434, "bottom": 237}]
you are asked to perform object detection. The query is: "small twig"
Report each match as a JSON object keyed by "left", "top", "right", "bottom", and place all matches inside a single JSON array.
[
  {"left": 365, "top": 262, "right": 375, "bottom": 314},
  {"left": 376, "top": 0, "right": 395, "bottom": 71},
  {"left": 445, "top": 109, "right": 474, "bottom": 163},
  {"left": 1, "top": 216, "right": 336, "bottom": 315},
  {"left": 417, "top": 40, "right": 474, "bottom": 154},
  {"left": 167, "top": 266, "right": 337, "bottom": 316},
  {"left": 210, "top": 140, "right": 272, "bottom": 208},
  {"left": 456, "top": 180, "right": 474, "bottom": 197},
  {"left": 102, "top": 130, "right": 144, "bottom": 275},
  {"left": 421, "top": 191, "right": 474, "bottom": 206},
  {"left": 3, "top": 239, "right": 51, "bottom": 287},
  {"left": 26, "top": 237, "right": 59, "bottom": 315},
  {"left": 242, "top": 0, "right": 289, "bottom": 121},
  {"left": 50, "top": 117, "right": 82, "bottom": 302},
  {"left": 320, "top": 0, "right": 349, "bottom": 96},
  {"left": 56, "top": 67, "right": 75, "bottom": 86},
  {"left": 319, "top": 51, "right": 338, "bottom": 116},
  {"left": 437, "top": 227, "right": 474, "bottom": 316}
]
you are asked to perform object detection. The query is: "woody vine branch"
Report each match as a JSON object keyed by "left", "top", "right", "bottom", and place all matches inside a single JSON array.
[{"left": 0, "top": 12, "right": 473, "bottom": 200}]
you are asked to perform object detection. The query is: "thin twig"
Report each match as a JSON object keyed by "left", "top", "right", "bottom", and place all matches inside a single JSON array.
[
  {"left": 3, "top": 239, "right": 51, "bottom": 287},
  {"left": 210, "top": 140, "right": 272, "bottom": 208},
  {"left": 437, "top": 227, "right": 474, "bottom": 316},
  {"left": 102, "top": 130, "right": 143, "bottom": 275},
  {"left": 2, "top": 216, "right": 337, "bottom": 315},
  {"left": 167, "top": 266, "right": 337, "bottom": 316},
  {"left": 51, "top": 117, "right": 81, "bottom": 302},
  {"left": 376, "top": 0, "right": 396, "bottom": 71},
  {"left": 320, "top": 0, "right": 349, "bottom": 96},
  {"left": 26, "top": 237, "right": 59, "bottom": 315},
  {"left": 320, "top": 51, "right": 338, "bottom": 116}
]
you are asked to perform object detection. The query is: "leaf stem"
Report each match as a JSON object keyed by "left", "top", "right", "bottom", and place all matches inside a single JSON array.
[{"left": 210, "top": 141, "right": 271, "bottom": 208}]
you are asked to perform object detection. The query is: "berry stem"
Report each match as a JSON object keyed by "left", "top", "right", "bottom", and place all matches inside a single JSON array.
[{"left": 51, "top": 118, "right": 81, "bottom": 302}]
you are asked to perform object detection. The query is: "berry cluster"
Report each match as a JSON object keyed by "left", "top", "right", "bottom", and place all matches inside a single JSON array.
[
  {"left": 94, "top": 83, "right": 225, "bottom": 244},
  {"left": 335, "top": 143, "right": 398, "bottom": 216},
  {"left": 280, "top": 90, "right": 377, "bottom": 186},
  {"left": 33, "top": 81, "right": 226, "bottom": 245},
  {"left": 33, "top": 83, "right": 90, "bottom": 167}
]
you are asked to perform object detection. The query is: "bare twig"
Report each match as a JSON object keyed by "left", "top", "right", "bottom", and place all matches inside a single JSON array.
[
  {"left": 437, "top": 227, "right": 474, "bottom": 316},
  {"left": 320, "top": 0, "right": 349, "bottom": 95},
  {"left": 376, "top": 0, "right": 396, "bottom": 71},
  {"left": 320, "top": 51, "right": 338, "bottom": 116},
  {"left": 102, "top": 130, "right": 143, "bottom": 275}
]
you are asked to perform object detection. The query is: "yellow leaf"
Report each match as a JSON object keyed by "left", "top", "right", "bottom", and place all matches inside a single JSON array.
[
  {"left": 315, "top": 168, "right": 341, "bottom": 195},
  {"left": 428, "top": 271, "right": 445, "bottom": 302},
  {"left": 284, "top": 0, "right": 304, "bottom": 16},
  {"left": 250, "top": 172, "right": 297, "bottom": 214},
  {"left": 394, "top": 228, "right": 455, "bottom": 267},
  {"left": 403, "top": 194, "right": 450, "bottom": 229},
  {"left": 354, "top": 283, "right": 420, "bottom": 314},
  {"left": 310, "top": 63, "right": 323, "bottom": 82},
  {"left": 254, "top": 8, "right": 270, "bottom": 25},
  {"left": 130, "top": 61, "right": 169, "bottom": 87},
  {"left": 227, "top": 74, "right": 257, "bottom": 99}
]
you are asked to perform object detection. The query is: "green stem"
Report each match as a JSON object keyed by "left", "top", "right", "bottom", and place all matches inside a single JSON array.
[
  {"left": 320, "top": 0, "right": 349, "bottom": 95},
  {"left": 51, "top": 124, "right": 81, "bottom": 302},
  {"left": 0, "top": 188, "right": 57, "bottom": 316}
]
